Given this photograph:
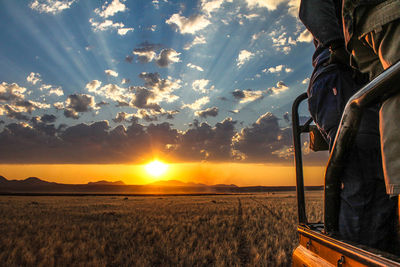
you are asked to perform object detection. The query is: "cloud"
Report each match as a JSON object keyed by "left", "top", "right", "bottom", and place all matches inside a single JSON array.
[
  {"left": 166, "top": 13, "right": 211, "bottom": 34},
  {"left": 132, "top": 44, "right": 179, "bottom": 67},
  {"left": 14, "top": 100, "right": 50, "bottom": 113},
  {"left": 138, "top": 72, "right": 181, "bottom": 103},
  {"left": 244, "top": 14, "right": 259, "bottom": 19},
  {"left": 0, "top": 82, "right": 51, "bottom": 121},
  {"left": 237, "top": 50, "right": 254, "bottom": 67},
  {"left": 175, "top": 117, "right": 237, "bottom": 161},
  {"left": 187, "top": 63, "right": 204, "bottom": 72},
  {"left": 113, "top": 111, "right": 134, "bottom": 123},
  {"left": 93, "top": 83, "right": 126, "bottom": 102},
  {"left": 285, "top": 67, "right": 293, "bottom": 72},
  {"left": 133, "top": 50, "right": 156, "bottom": 63},
  {"left": 89, "top": 19, "right": 124, "bottom": 31},
  {"left": 267, "top": 81, "right": 289, "bottom": 95},
  {"left": 245, "top": 0, "right": 288, "bottom": 11},
  {"left": 48, "top": 87, "right": 64, "bottom": 96},
  {"left": 232, "top": 89, "right": 263, "bottom": 103},
  {"left": 135, "top": 108, "right": 179, "bottom": 122},
  {"left": 53, "top": 102, "right": 64, "bottom": 110},
  {"left": 287, "top": 0, "right": 300, "bottom": 17},
  {"left": 133, "top": 109, "right": 179, "bottom": 122},
  {"left": 30, "top": 0, "right": 77, "bottom": 14},
  {"left": 136, "top": 108, "right": 177, "bottom": 122},
  {"left": 155, "top": 48, "right": 181, "bottom": 67},
  {"left": 86, "top": 80, "right": 102, "bottom": 92},
  {"left": 65, "top": 94, "right": 95, "bottom": 112},
  {"left": 41, "top": 114, "right": 57, "bottom": 123},
  {"left": 297, "top": 29, "right": 313, "bottom": 43},
  {"left": 238, "top": 13, "right": 260, "bottom": 24},
  {"left": 269, "top": 26, "right": 297, "bottom": 54},
  {"left": 64, "top": 94, "right": 95, "bottom": 119},
  {"left": 192, "top": 79, "right": 214, "bottom": 93},
  {"left": 0, "top": 110, "right": 297, "bottom": 164},
  {"left": 89, "top": 18, "right": 131, "bottom": 35},
  {"left": 0, "top": 82, "right": 26, "bottom": 102},
  {"left": 0, "top": 105, "right": 30, "bottom": 121},
  {"left": 184, "top": 35, "right": 207, "bottom": 50},
  {"left": 262, "top": 64, "right": 293, "bottom": 74},
  {"left": 39, "top": 84, "right": 63, "bottom": 96},
  {"left": 117, "top": 27, "right": 134, "bottom": 35},
  {"left": 201, "top": 0, "right": 225, "bottom": 15},
  {"left": 90, "top": 0, "right": 132, "bottom": 35},
  {"left": 132, "top": 42, "right": 160, "bottom": 63},
  {"left": 95, "top": 0, "right": 127, "bottom": 18},
  {"left": 182, "top": 96, "right": 210, "bottom": 110},
  {"left": 121, "top": 78, "right": 130, "bottom": 84},
  {"left": 105, "top": 69, "right": 118, "bottom": 77},
  {"left": 232, "top": 89, "right": 245, "bottom": 99},
  {"left": 26, "top": 72, "right": 42, "bottom": 85},
  {"left": 195, "top": 107, "right": 219, "bottom": 118},
  {"left": 251, "top": 30, "right": 266, "bottom": 41},
  {"left": 96, "top": 101, "right": 109, "bottom": 107},
  {"left": 130, "top": 87, "right": 162, "bottom": 111},
  {"left": 232, "top": 112, "right": 291, "bottom": 161},
  {"left": 135, "top": 109, "right": 160, "bottom": 122},
  {"left": 162, "top": 109, "right": 179, "bottom": 120},
  {"left": 133, "top": 42, "right": 162, "bottom": 52}
]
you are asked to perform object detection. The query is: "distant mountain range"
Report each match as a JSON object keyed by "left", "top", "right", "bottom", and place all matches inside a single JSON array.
[{"left": 0, "top": 176, "right": 323, "bottom": 194}]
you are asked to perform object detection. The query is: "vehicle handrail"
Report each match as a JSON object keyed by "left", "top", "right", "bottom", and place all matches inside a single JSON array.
[
  {"left": 324, "top": 60, "right": 400, "bottom": 234},
  {"left": 292, "top": 92, "right": 309, "bottom": 225}
]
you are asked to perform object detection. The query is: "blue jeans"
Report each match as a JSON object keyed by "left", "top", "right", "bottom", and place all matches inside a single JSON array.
[{"left": 307, "top": 65, "right": 398, "bottom": 252}]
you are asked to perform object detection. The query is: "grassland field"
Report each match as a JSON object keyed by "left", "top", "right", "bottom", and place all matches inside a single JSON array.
[{"left": 0, "top": 192, "right": 323, "bottom": 266}]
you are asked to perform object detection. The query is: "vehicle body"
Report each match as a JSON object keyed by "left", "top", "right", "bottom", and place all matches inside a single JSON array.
[{"left": 292, "top": 61, "right": 400, "bottom": 266}]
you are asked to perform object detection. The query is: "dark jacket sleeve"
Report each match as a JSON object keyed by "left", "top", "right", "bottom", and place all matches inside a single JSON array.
[{"left": 299, "top": 0, "right": 344, "bottom": 47}]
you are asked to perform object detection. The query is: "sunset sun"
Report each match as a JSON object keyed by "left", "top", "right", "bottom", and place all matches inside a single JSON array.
[{"left": 145, "top": 160, "right": 168, "bottom": 177}]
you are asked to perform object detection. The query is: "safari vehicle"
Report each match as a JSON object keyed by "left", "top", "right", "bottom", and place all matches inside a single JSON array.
[{"left": 291, "top": 61, "right": 400, "bottom": 267}]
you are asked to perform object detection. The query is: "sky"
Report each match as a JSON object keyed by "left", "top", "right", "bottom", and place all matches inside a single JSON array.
[{"left": 0, "top": 0, "right": 328, "bottom": 185}]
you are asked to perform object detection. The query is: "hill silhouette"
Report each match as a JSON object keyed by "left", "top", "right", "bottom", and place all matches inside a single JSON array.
[
  {"left": 0, "top": 176, "right": 323, "bottom": 194},
  {"left": 87, "top": 180, "right": 125, "bottom": 186}
]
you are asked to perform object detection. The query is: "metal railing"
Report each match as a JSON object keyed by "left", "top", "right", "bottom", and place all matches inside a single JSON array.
[
  {"left": 292, "top": 92, "right": 312, "bottom": 225},
  {"left": 292, "top": 60, "right": 400, "bottom": 231},
  {"left": 324, "top": 60, "right": 400, "bottom": 233}
]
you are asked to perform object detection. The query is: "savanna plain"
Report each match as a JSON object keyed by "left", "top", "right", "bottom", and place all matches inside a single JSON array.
[{"left": 0, "top": 192, "right": 323, "bottom": 266}]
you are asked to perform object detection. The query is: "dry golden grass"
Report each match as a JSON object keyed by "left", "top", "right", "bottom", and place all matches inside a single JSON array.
[{"left": 0, "top": 192, "right": 323, "bottom": 266}]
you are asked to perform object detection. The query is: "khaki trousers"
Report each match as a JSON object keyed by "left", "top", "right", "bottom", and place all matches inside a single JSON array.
[{"left": 348, "top": 0, "right": 400, "bottom": 195}]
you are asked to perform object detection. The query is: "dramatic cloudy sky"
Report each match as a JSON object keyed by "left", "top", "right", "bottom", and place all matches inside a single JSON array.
[{"left": 0, "top": 0, "right": 326, "bottom": 184}]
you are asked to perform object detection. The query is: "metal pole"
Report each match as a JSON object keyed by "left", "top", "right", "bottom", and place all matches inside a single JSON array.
[{"left": 292, "top": 92, "right": 308, "bottom": 225}]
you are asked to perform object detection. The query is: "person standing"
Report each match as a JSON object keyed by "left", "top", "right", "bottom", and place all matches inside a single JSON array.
[
  {"left": 342, "top": 0, "right": 400, "bottom": 197},
  {"left": 299, "top": 0, "right": 398, "bottom": 252}
]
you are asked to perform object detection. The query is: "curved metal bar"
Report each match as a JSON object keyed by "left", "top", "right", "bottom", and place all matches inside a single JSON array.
[
  {"left": 292, "top": 92, "right": 308, "bottom": 225},
  {"left": 324, "top": 60, "right": 400, "bottom": 234}
]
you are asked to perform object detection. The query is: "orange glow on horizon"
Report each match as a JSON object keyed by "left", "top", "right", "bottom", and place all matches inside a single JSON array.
[{"left": 0, "top": 163, "right": 325, "bottom": 186}]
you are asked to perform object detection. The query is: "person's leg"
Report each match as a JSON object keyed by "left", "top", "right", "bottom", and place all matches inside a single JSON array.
[
  {"left": 354, "top": 12, "right": 400, "bottom": 195},
  {"left": 307, "top": 72, "right": 341, "bottom": 148},
  {"left": 343, "top": 5, "right": 400, "bottom": 251},
  {"left": 307, "top": 67, "right": 385, "bottom": 246},
  {"left": 307, "top": 68, "right": 360, "bottom": 149}
]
